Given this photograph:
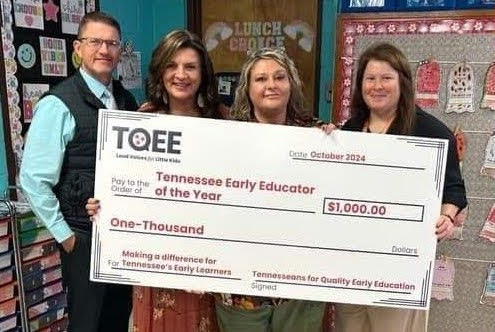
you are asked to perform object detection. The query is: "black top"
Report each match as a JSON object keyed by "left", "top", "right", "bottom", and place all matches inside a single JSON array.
[
  {"left": 341, "top": 107, "right": 467, "bottom": 210},
  {"left": 49, "top": 72, "right": 138, "bottom": 232}
]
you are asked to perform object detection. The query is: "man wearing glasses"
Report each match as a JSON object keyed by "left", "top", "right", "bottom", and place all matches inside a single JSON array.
[{"left": 20, "top": 11, "right": 138, "bottom": 332}]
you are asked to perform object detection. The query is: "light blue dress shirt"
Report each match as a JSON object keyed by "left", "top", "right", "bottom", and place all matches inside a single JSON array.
[{"left": 20, "top": 68, "right": 113, "bottom": 243}]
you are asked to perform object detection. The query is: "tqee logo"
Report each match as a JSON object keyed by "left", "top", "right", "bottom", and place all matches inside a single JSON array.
[{"left": 112, "top": 126, "right": 182, "bottom": 154}]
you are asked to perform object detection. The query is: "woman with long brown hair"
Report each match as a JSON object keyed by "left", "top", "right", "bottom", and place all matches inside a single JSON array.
[{"left": 87, "top": 29, "right": 223, "bottom": 332}]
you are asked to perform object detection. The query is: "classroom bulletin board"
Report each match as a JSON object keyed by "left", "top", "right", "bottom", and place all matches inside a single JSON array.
[{"left": 0, "top": 0, "right": 99, "bottom": 182}]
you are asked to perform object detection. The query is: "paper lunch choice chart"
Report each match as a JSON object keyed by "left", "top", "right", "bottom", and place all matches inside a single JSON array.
[{"left": 91, "top": 110, "right": 447, "bottom": 310}]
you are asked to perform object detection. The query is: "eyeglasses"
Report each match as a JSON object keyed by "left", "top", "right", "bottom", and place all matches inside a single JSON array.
[
  {"left": 78, "top": 37, "right": 121, "bottom": 50},
  {"left": 247, "top": 46, "right": 287, "bottom": 59}
]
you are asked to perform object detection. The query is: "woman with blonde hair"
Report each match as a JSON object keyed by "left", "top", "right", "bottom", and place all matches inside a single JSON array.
[
  {"left": 230, "top": 47, "right": 314, "bottom": 126},
  {"left": 215, "top": 47, "right": 328, "bottom": 332}
]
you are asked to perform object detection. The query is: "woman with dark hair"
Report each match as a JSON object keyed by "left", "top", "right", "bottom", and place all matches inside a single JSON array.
[
  {"left": 216, "top": 47, "right": 328, "bottom": 332},
  {"left": 141, "top": 29, "right": 223, "bottom": 119},
  {"left": 87, "top": 29, "right": 223, "bottom": 332},
  {"left": 333, "top": 42, "right": 467, "bottom": 332}
]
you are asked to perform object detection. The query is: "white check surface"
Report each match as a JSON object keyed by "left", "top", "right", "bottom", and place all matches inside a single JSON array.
[{"left": 91, "top": 110, "right": 447, "bottom": 310}]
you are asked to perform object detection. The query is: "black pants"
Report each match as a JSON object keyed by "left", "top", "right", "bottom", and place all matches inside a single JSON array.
[{"left": 60, "top": 230, "right": 132, "bottom": 332}]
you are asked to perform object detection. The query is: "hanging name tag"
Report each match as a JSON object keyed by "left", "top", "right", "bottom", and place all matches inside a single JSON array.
[{"left": 480, "top": 263, "right": 495, "bottom": 306}]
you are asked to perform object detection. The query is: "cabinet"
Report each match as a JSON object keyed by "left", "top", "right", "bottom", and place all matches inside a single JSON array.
[{"left": 0, "top": 200, "right": 68, "bottom": 331}]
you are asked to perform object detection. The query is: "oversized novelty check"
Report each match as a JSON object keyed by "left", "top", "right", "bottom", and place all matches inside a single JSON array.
[{"left": 91, "top": 110, "right": 447, "bottom": 310}]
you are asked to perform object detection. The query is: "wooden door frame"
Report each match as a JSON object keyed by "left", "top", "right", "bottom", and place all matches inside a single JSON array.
[{"left": 187, "top": 0, "right": 202, "bottom": 35}]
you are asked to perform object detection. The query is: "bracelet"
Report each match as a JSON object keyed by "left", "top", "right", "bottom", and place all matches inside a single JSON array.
[{"left": 441, "top": 214, "right": 455, "bottom": 224}]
